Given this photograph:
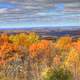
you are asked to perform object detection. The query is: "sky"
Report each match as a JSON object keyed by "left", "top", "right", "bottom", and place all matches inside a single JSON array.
[{"left": 0, "top": 0, "right": 80, "bottom": 29}]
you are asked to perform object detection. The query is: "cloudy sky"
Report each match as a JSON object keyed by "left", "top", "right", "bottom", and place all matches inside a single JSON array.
[{"left": 0, "top": 0, "right": 80, "bottom": 29}]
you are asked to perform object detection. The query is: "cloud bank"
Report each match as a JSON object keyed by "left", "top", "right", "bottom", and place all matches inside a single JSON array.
[{"left": 0, "top": 0, "right": 80, "bottom": 28}]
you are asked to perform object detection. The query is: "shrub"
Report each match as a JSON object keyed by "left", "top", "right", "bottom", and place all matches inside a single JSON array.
[{"left": 43, "top": 68, "right": 73, "bottom": 80}]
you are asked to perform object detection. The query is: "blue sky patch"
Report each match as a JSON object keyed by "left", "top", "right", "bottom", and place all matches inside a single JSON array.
[
  {"left": 0, "top": 2, "right": 16, "bottom": 8},
  {"left": 55, "top": 3, "right": 64, "bottom": 10}
]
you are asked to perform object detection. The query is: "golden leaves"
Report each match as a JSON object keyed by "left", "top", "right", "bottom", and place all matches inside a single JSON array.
[
  {"left": 0, "top": 32, "right": 40, "bottom": 64},
  {"left": 0, "top": 32, "right": 79, "bottom": 73},
  {"left": 29, "top": 40, "right": 53, "bottom": 58},
  {"left": 56, "top": 36, "right": 72, "bottom": 49}
]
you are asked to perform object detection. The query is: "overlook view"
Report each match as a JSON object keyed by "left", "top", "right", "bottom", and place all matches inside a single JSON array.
[{"left": 0, "top": 0, "right": 80, "bottom": 80}]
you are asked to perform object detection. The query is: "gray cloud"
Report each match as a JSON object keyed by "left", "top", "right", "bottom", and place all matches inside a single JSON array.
[{"left": 0, "top": 0, "right": 80, "bottom": 25}]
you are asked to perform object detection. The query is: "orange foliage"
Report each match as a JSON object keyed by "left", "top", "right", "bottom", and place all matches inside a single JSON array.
[
  {"left": 0, "top": 32, "right": 79, "bottom": 69},
  {"left": 53, "top": 55, "right": 61, "bottom": 65},
  {"left": 56, "top": 36, "right": 72, "bottom": 49},
  {"left": 0, "top": 41, "right": 19, "bottom": 65},
  {"left": 73, "top": 40, "right": 80, "bottom": 52},
  {"left": 0, "top": 33, "right": 9, "bottom": 42},
  {"left": 29, "top": 40, "right": 54, "bottom": 58}
]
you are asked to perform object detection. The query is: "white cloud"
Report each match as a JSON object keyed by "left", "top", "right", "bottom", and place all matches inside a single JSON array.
[{"left": 0, "top": 8, "right": 8, "bottom": 13}]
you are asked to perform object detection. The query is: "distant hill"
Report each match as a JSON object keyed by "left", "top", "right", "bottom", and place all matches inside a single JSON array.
[{"left": 0, "top": 27, "right": 80, "bottom": 38}]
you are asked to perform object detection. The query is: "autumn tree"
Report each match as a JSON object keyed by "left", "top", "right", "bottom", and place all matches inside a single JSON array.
[
  {"left": 56, "top": 36, "right": 72, "bottom": 50},
  {"left": 63, "top": 48, "right": 80, "bottom": 80},
  {"left": 29, "top": 40, "right": 54, "bottom": 58},
  {"left": 9, "top": 32, "right": 39, "bottom": 48}
]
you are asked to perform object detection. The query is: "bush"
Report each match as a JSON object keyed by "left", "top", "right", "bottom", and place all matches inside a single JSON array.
[{"left": 43, "top": 68, "right": 73, "bottom": 80}]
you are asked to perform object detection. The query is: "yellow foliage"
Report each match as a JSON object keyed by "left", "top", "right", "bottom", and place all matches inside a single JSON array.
[
  {"left": 41, "top": 67, "right": 51, "bottom": 79},
  {"left": 64, "top": 48, "right": 80, "bottom": 68},
  {"left": 9, "top": 32, "right": 39, "bottom": 48},
  {"left": 56, "top": 36, "right": 72, "bottom": 49}
]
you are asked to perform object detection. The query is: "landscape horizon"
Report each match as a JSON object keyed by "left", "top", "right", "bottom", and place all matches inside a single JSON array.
[{"left": 0, "top": 0, "right": 80, "bottom": 80}]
